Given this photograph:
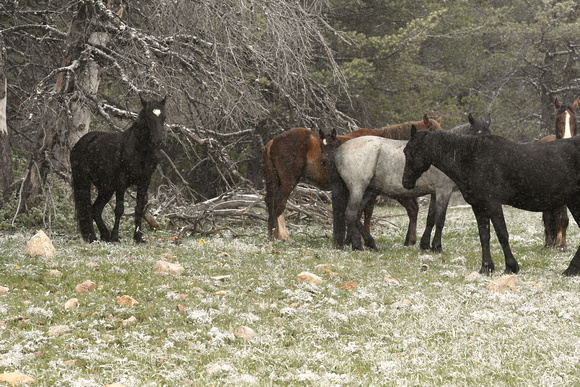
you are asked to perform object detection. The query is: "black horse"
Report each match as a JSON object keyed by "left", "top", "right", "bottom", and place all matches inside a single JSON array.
[
  {"left": 402, "top": 126, "right": 580, "bottom": 276},
  {"left": 70, "top": 96, "right": 167, "bottom": 243}
]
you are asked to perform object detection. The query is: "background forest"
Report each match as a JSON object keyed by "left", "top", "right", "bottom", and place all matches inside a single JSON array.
[{"left": 1, "top": 0, "right": 580, "bottom": 228}]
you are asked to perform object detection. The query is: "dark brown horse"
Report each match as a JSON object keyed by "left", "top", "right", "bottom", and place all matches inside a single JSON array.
[
  {"left": 262, "top": 114, "right": 442, "bottom": 241},
  {"left": 538, "top": 98, "right": 578, "bottom": 250}
]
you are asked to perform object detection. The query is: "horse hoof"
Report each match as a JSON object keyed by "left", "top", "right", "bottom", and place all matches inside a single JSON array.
[
  {"left": 431, "top": 246, "right": 443, "bottom": 253},
  {"left": 479, "top": 266, "right": 494, "bottom": 275}
]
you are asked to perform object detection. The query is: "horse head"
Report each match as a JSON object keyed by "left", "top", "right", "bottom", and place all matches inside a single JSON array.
[
  {"left": 319, "top": 128, "right": 342, "bottom": 168},
  {"left": 402, "top": 125, "right": 431, "bottom": 190},
  {"left": 139, "top": 95, "right": 167, "bottom": 149},
  {"left": 467, "top": 113, "right": 492, "bottom": 135},
  {"left": 554, "top": 98, "right": 578, "bottom": 139},
  {"left": 423, "top": 114, "right": 442, "bottom": 131}
]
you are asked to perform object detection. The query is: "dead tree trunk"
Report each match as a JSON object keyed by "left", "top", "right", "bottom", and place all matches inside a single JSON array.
[
  {"left": 0, "top": 36, "right": 12, "bottom": 205},
  {"left": 18, "top": 2, "right": 110, "bottom": 212}
]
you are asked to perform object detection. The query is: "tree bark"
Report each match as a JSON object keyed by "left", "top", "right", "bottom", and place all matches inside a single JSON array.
[
  {"left": 0, "top": 36, "right": 13, "bottom": 205},
  {"left": 18, "top": 2, "right": 108, "bottom": 212}
]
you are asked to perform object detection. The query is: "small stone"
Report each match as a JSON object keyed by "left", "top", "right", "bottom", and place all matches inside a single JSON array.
[
  {"left": 86, "top": 262, "right": 99, "bottom": 269},
  {"left": 487, "top": 275, "right": 517, "bottom": 293},
  {"left": 390, "top": 299, "right": 412, "bottom": 309},
  {"left": 47, "top": 269, "right": 62, "bottom": 277},
  {"left": 122, "top": 316, "right": 137, "bottom": 327},
  {"left": 383, "top": 275, "right": 400, "bottom": 286},
  {"left": 24, "top": 230, "right": 55, "bottom": 257},
  {"left": 177, "top": 304, "right": 185, "bottom": 312},
  {"left": 297, "top": 272, "right": 322, "bottom": 285},
  {"left": 0, "top": 372, "right": 35, "bottom": 385},
  {"left": 218, "top": 252, "right": 230, "bottom": 258},
  {"left": 75, "top": 280, "right": 96, "bottom": 293},
  {"left": 64, "top": 359, "right": 76, "bottom": 366},
  {"left": 233, "top": 326, "right": 256, "bottom": 340},
  {"left": 206, "top": 363, "right": 223, "bottom": 376},
  {"left": 214, "top": 291, "right": 230, "bottom": 296},
  {"left": 153, "top": 260, "right": 185, "bottom": 276},
  {"left": 48, "top": 325, "right": 69, "bottom": 337},
  {"left": 104, "top": 384, "right": 127, "bottom": 387},
  {"left": 117, "top": 295, "right": 139, "bottom": 307},
  {"left": 465, "top": 271, "right": 482, "bottom": 281},
  {"left": 341, "top": 281, "right": 357, "bottom": 290},
  {"left": 64, "top": 298, "right": 79, "bottom": 310},
  {"left": 0, "top": 286, "right": 8, "bottom": 295}
]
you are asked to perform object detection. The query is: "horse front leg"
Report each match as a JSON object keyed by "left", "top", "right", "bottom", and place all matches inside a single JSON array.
[
  {"left": 397, "top": 197, "right": 418, "bottom": 246},
  {"left": 429, "top": 190, "right": 452, "bottom": 253},
  {"left": 132, "top": 184, "right": 149, "bottom": 244},
  {"left": 488, "top": 206, "right": 519, "bottom": 274},
  {"left": 331, "top": 169, "right": 348, "bottom": 249},
  {"left": 111, "top": 189, "right": 125, "bottom": 243},
  {"left": 346, "top": 187, "right": 372, "bottom": 251},
  {"left": 472, "top": 207, "right": 494, "bottom": 274},
  {"left": 419, "top": 195, "right": 436, "bottom": 249}
]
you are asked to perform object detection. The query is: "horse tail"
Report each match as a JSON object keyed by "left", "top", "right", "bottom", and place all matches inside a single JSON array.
[
  {"left": 262, "top": 140, "right": 279, "bottom": 238},
  {"left": 70, "top": 149, "right": 94, "bottom": 242}
]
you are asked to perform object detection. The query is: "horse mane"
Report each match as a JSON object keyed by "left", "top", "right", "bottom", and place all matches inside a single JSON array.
[{"left": 420, "top": 130, "right": 504, "bottom": 162}]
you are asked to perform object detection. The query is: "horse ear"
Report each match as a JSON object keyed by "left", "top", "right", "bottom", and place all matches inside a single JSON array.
[
  {"left": 161, "top": 96, "right": 167, "bottom": 106},
  {"left": 411, "top": 125, "right": 417, "bottom": 138},
  {"left": 423, "top": 114, "right": 429, "bottom": 125},
  {"left": 468, "top": 113, "right": 474, "bottom": 125},
  {"left": 436, "top": 116, "right": 442, "bottom": 124},
  {"left": 319, "top": 128, "right": 325, "bottom": 140},
  {"left": 572, "top": 98, "right": 578, "bottom": 112},
  {"left": 331, "top": 128, "right": 337, "bottom": 140},
  {"left": 140, "top": 94, "right": 147, "bottom": 106},
  {"left": 555, "top": 98, "right": 561, "bottom": 109}
]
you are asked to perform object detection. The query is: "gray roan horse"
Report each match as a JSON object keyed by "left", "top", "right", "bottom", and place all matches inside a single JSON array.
[
  {"left": 320, "top": 114, "right": 491, "bottom": 251},
  {"left": 402, "top": 124, "right": 580, "bottom": 276}
]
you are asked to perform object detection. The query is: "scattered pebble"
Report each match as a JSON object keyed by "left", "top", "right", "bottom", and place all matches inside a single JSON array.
[
  {"left": 233, "top": 326, "right": 256, "bottom": 340},
  {"left": 24, "top": 230, "right": 55, "bottom": 257},
  {"left": 75, "top": 280, "right": 96, "bottom": 293},
  {"left": 153, "top": 260, "right": 185, "bottom": 276},
  {"left": 487, "top": 275, "right": 517, "bottom": 292},
  {"left": 297, "top": 272, "right": 322, "bottom": 285}
]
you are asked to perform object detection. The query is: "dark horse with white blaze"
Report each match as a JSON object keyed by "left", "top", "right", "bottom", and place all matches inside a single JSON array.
[
  {"left": 538, "top": 98, "right": 578, "bottom": 250},
  {"left": 71, "top": 96, "right": 167, "bottom": 243},
  {"left": 320, "top": 114, "right": 491, "bottom": 251},
  {"left": 402, "top": 126, "right": 580, "bottom": 276}
]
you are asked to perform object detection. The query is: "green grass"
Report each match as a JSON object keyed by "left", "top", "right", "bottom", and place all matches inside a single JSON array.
[{"left": 1, "top": 198, "right": 580, "bottom": 386}]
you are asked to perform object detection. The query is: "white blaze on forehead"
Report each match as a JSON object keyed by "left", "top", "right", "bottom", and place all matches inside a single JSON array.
[
  {"left": 564, "top": 111, "right": 572, "bottom": 138},
  {"left": 152, "top": 109, "right": 161, "bottom": 116},
  {"left": 323, "top": 139, "right": 328, "bottom": 145}
]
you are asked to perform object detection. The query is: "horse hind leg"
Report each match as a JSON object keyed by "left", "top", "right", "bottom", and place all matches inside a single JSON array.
[
  {"left": 396, "top": 197, "right": 418, "bottom": 247},
  {"left": 555, "top": 206, "right": 569, "bottom": 251},
  {"left": 92, "top": 190, "right": 114, "bottom": 242}
]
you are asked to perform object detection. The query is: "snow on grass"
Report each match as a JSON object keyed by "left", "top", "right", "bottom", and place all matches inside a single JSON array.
[{"left": 0, "top": 204, "right": 580, "bottom": 385}]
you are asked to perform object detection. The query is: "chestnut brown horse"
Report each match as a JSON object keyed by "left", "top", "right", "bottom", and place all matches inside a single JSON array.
[
  {"left": 262, "top": 114, "right": 442, "bottom": 241},
  {"left": 538, "top": 98, "right": 578, "bottom": 250}
]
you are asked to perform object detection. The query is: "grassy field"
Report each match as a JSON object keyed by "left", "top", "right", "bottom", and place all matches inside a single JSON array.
[{"left": 1, "top": 197, "right": 580, "bottom": 386}]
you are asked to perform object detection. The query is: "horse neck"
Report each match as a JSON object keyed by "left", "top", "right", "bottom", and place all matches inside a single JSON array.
[{"left": 423, "top": 133, "right": 473, "bottom": 180}]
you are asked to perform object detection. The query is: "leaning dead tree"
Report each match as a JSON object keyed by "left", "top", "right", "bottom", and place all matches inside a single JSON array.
[{"left": 2, "top": 1, "right": 355, "bottom": 222}]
